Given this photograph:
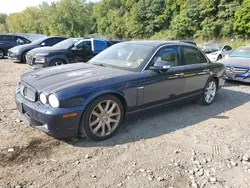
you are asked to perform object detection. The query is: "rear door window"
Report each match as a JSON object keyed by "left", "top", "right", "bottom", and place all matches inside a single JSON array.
[
  {"left": 182, "top": 46, "right": 208, "bottom": 65},
  {"left": 93, "top": 40, "right": 108, "bottom": 53}
]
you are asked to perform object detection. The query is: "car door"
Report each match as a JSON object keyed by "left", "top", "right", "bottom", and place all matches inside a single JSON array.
[
  {"left": 71, "top": 40, "right": 94, "bottom": 62},
  {"left": 1, "top": 35, "right": 16, "bottom": 50},
  {"left": 142, "top": 45, "right": 186, "bottom": 107},
  {"left": 181, "top": 45, "right": 210, "bottom": 94}
]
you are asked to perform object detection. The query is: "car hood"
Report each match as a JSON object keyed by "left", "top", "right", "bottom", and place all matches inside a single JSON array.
[
  {"left": 220, "top": 58, "right": 250, "bottom": 67},
  {"left": 21, "top": 63, "right": 135, "bottom": 94},
  {"left": 9, "top": 43, "right": 38, "bottom": 53},
  {"left": 28, "top": 47, "right": 69, "bottom": 56}
]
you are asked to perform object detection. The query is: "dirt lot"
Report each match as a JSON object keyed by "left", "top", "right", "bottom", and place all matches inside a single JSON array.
[{"left": 0, "top": 59, "right": 250, "bottom": 188}]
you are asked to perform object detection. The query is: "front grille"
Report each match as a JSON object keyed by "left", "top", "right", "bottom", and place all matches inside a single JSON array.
[
  {"left": 19, "top": 83, "right": 36, "bottom": 102},
  {"left": 226, "top": 66, "right": 248, "bottom": 74}
]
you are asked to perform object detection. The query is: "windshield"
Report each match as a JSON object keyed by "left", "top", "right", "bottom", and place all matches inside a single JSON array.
[
  {"left": 230, "top": 47, "right": 250, "bottom": 57},
  {"left": 31, "top": 37, "right": 47, "bottom": 45},
  {"left": 53, "top": 38, "right": 81, "bottom": 49},
  {"left": 202, "top": 44, "right": 222, "bottom": 51},
  {"left": 88, "top": 43, "right": 154, "bottom": 71}
]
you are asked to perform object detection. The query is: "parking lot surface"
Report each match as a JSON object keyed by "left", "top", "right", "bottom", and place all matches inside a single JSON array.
[{"left": 0, "top": 59, "right": 250, "bottom": 188}]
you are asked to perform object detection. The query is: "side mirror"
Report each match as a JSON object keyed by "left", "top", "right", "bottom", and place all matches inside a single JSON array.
[
  {"left": 149, "top": 61, "right": 171, "bottom": 71},
  {"left": 222, "top": 49, "right": 226, "bottom": 52},
  {"left": 41, "top": 42, "right": 46, "bottom": 46}
]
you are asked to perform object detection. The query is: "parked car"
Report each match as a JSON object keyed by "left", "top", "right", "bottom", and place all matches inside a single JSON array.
[
  {"left": 26, "top": 38, "right": 120, "bottom": 69},
  {"left": 0, "top": 34, "right": 31, "bottom": 59},
  {"left": 202, "top": 43, "right": 232, "bottom": 62},
  {"left": 15, "top": 41, "right": 225, "bottom": 141},
  {"left": 8, "top": 36, "right": 67, "bottom": 63},
  {"left": 218, "top": 46, "right": 250, "bottom": 83}
]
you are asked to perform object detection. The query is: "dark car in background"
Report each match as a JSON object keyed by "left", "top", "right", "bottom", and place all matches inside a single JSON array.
[
  {"left": 15, "top": 41, "right": 225, "bottom": 141},
  {"left": 26, "top": 38, "right": 121, "bottom": 68},
  {"left": 0, "top": 34, "right": 31, "bottom": 59},
  {"left": 219, "top": 46, "right": 250, "bottom": 83},
  {"left": 8, "top": 36, "right": 67, "bottom": 63}
]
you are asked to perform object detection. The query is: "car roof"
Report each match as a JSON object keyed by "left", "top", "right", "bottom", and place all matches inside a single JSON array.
[
  {"left": 44, "top": 36, "right": 67, "bottom": 39},
  {"left": 122, "top": 40, "right": 196, "bottom": 48},
  {"left": 0, "top": 34, "right": 26, "bottom": 37}
]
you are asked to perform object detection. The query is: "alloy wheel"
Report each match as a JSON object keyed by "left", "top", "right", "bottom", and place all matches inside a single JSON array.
[
  {"left": 204, "top": 81, "right": 217, "bottom": 104},
  {"left": 89, "top": 100, "right": 121, "bottom": 137},
  {"left": 53, "top": 61, "right": 64, "bottom": 66}
]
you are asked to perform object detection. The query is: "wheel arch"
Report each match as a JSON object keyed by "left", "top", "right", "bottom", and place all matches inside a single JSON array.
[
  {"left": 83, "top": 90, "right": 128, "bottom": 114},
  {"left": 206, "top": 75, "right": 219, "bottom": 89},
  {"left": 50, "top": 56, "right": 69, "bottom": 66}
]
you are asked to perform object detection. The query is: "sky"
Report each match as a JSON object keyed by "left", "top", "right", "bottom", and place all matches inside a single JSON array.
[{"left": 0, "top": 0, "right": 100, "bottom": 14}]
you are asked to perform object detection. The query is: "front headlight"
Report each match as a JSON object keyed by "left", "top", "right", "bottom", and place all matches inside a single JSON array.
[
  {"left": 48, "top": 94, "right": 60, "bottom": 108},
  {"left": 35, "top": 56, "right": 46, "bottom": 63},
  {"left": 39, "top": 93, "right": 47, "bottom": 104}
]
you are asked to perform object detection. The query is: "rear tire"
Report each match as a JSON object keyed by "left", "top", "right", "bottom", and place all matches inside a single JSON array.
[
  {"left": 79, "top": 95, "right": 124, "bottom": 141},
  {"left": 198, "top": 79, "right": 217, "bottom": 106},
  {"left": 0, "top": 49, "right": 4, "bottom": 59},
  {"left": 217, "top": 55, "right": 222, "bottom": 61}
]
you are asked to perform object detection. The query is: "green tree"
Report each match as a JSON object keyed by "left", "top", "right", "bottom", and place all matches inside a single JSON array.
[
  {"left": 0, "top": 13, "right": 8, "bottom": 33},
  {"left": 234, "top": 0, "right": 250, "bottom": 37}
]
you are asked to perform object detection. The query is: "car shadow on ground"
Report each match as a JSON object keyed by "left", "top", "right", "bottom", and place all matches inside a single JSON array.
[
  {"left": 66, "top": 83, "right": 250, "bottom": 147},
  {"left": 224, "top": 80, "right": 250, "bottom": 87}
]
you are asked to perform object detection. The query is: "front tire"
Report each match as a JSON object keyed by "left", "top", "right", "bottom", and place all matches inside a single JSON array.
[
  {"left": 21, "top": 52, "right": 27, "bottom": 63},
  {"left": 50, "top": 59, "right": 66, "bottom": 66},
  {"left": 217, "top": 55, "right": 222, "bottom": 61},
  {"left": 79, "top": 95, "right": 124, "bottom": 141},
  {"left": 198, "top": 79, "right": 217, "bottom": 105}
]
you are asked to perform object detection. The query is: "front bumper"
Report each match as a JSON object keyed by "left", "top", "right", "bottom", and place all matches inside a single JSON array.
[
  {"left": 8, "top": 51, "right": 21, "bottom": 62},
  {"left": 225, "top": 72, "right": 250, "bottom": 83},
  {"left": 26, "top": 55, "right": 46, "bottom": 69},
  {"left": 15, "top": 89, "right": 85, "bottom": 138}
]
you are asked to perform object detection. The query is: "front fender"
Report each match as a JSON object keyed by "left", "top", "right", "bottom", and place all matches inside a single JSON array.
[{"left": 82, "top": 89, "right": 128, "bottom": 107}]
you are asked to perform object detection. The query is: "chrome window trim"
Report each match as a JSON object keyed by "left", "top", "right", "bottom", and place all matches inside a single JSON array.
[{"left": 141, "top": 43, "right": 210, "bottom": 72}]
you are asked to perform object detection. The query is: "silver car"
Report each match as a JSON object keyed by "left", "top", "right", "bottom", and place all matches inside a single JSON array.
[{"left": 202, "top": 43, "right": 232, "bottom": 62}]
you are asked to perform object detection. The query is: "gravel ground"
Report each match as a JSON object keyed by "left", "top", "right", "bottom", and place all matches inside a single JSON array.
[{"left": 0, "top": 59, "right": 250, "bottom": 188}]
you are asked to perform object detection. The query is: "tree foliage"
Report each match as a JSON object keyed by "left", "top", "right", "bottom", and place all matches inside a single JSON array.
[{"left": 1, "top": 0, "right": 250, "bottom": 40}]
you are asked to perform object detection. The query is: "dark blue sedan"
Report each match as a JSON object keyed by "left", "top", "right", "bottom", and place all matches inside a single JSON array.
[{"left": 15, "top": 41, "right": 225, "bottom": 141}]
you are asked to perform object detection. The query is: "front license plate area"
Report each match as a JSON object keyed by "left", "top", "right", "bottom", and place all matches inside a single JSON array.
[
  {"left": 227, "top": 73, "right": 236, "bottom": 78},
  {"left": 16, "top": 102, "right": 24, "bottom": 114}
]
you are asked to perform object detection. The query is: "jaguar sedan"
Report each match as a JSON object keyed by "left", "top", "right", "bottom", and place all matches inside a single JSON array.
[{"left": 15, "top": 41, "right": 225, "bottom": 141}]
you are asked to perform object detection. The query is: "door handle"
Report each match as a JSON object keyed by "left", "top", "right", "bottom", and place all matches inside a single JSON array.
[{"left": 175, "top": 73, "right": 184, "bottom": 76}]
